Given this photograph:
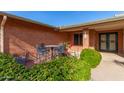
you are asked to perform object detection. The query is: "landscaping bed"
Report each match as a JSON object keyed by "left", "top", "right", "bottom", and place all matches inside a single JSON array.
[{"left": 0, "top": 48, "right": 102, "bottom": 81}]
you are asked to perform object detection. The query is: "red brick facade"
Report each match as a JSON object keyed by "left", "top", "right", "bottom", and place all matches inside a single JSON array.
[
  {"left": 4, "top": 17, "right": 69, "bottom": 55},
  {"left": 0, "top": 14, "right": 124, "bottom": 56}
]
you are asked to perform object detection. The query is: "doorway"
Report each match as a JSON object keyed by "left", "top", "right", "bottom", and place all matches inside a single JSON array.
[{"left": 99, "top": 32, "right": 118, "bottom": 52}]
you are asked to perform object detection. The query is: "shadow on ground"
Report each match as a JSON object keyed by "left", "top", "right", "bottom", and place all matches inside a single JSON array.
[{"left": 91, "top": 52, "right": 124, "bottom": 81}]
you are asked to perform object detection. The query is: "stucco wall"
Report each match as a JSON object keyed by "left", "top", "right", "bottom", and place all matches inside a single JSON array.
[{"left": 4, "top": 17, "right": 69, "bottom": 55}]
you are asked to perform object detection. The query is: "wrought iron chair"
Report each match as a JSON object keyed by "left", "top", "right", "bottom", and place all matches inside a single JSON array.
[
  {"left": 53, "top": 44, "right": 65, "bottom": 57},
  {"left": 15, "top": 55, "right": 27, "bottom": 65},
  {"left": 36, "top": 43, "right": 50, "bottom": 63},
  {"left": 58, "top": 45, "right": 65, "bottom": 55},
  {"left": 14, "top": 51, "right": 30, "bottom": 65}
]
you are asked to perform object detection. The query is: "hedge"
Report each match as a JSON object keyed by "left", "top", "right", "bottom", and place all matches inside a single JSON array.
[
  {"left": 0, "top": 53, "right": 25, "bottom": 80},
  {"left": 80, "top": 48, "right": 102, "bottom": 68},
  {"left": 0, "top": 53, "right": 91, "bottom": 81},
  {"left": 30, "top": 57, "right": 91, "bottom": 81}
]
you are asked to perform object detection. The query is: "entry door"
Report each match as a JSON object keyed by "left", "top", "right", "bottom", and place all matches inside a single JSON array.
[
  {"left": 109, "top": 34, "right": 117, "bottom": 51},
  {"left": 99, "top": 33, "right": 118, "bottom": 52}
]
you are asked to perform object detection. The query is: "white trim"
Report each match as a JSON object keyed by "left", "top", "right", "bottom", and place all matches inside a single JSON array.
[
  {"left": 123, "top": 29, "right": 124, "bottom": 53},
  {"left": 0, "top": 15, "right": 7, "bottom": 53}
]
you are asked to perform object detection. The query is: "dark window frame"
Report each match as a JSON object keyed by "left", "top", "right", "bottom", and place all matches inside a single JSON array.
[{"left": 73, "top": 33, "right": 83, "bottom": 45}]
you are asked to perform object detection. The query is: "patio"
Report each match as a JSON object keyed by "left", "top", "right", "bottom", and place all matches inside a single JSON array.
[
  {"left": 14, "top": 43, "right": 67, "bottom": 68},
  {"left": 91, "top": 52, "right": 124, "bottom": 81}
]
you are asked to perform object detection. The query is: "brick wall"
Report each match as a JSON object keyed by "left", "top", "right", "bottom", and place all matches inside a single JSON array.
[
  {"left": 4, "top": 17, "right": 69, "bottom": 55},
  {"left": 94, "top": 29, "right": 123, "bottom": 54},
  {"left": 2, "top": 16, "right": 124, "bottom": 56}
]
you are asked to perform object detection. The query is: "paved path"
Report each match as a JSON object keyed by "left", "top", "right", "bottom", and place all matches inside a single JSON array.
[{"left": 91, "top": 52, "right": 124, "bottom": 81}]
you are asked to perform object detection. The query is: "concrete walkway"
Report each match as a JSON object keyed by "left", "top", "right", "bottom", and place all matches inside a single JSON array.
[{"left": 91, "top": 52, "right": 124, "bottom": 81}]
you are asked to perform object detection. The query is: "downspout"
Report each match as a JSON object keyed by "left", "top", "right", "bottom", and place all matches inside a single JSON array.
[
  {"left": 123, "top": 29, "right": 124, "bottom": 54},
  {"left": 0, "top": 15, "right": 7, "bottom": 53}
]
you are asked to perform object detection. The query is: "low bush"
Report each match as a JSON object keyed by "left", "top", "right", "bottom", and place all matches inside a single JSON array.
[
  {"left": 30, "top": 57, "right": 91, "bottom": 81},
  {"left": 0, "top": 53, "right": 25, "bottom": 80},
  {"left": 80, "top": 48, "right": 102, "bottom": 68},
  {"left": 0, "top": 53, "right": 91, "bottom": 81}
]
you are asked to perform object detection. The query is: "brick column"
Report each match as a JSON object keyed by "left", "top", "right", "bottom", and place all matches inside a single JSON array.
[
  {"left": 83, "top": 30, "right": 89, "bottom": 48},
  {"left": 88, "top": 29, "right": 96, "bottom": 49}
]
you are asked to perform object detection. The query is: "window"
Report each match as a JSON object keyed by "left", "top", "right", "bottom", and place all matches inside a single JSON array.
[
  {"left": 74, "top": 34, "right": 79, "bottom": 45},
  {"left": 74, "top": 33, "right": 83, "bottom": 45}
]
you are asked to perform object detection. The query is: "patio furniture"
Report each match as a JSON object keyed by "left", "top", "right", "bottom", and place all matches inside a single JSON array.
[
  {"left": 36, "top": 43, "right": 50, "bottom": 62},
  {"left": 14, "top": 51, "right": 34, "bottom": 65},
  {"left": 15, "top": 56, "right": 27, "bottom": 65},
  {"left": 35, "top": 44, "right": 66, "bottom": 63},
  {"left": 59, "top": 44, "right": 65, "bottom": 54},
  {"left": 54, "top": 44, "right": 65, "bottom": 56},
  {"left": 45, "top": 45, "right": 60, "bottom": 59}
]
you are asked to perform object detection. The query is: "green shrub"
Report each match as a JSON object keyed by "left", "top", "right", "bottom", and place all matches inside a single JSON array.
[
  {"left": 31, "top": 57, "right": 91, "bottom": 81},
  {"left": 0, "top": 53, "right": 25, "bottom": 80},
  {"left": 0, "top": 53, "right": 91, "bottom": 81},
  {"left": 80, "top": 48, "right": 102, "bottom": 68}
]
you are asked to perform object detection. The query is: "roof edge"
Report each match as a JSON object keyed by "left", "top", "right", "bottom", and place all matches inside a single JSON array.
[
  {"left": 60, "top": 15, "right": 124, "bottom": 29},
  {"left": 1, "top": 12, "right": 124, "bottom": 31},
  {"left": 0, "top": 11, "right": 57, "bottom": 29}
]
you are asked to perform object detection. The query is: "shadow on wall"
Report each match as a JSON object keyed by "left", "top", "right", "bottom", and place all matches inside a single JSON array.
[
  {"left": 7, "top": 32, "right": 69, "bottom": 56},
  {"left": 9, "top": 34, "right": 36, "bottom": 56},
  {"left": 4, "top": 18, "right": 69, "bottom": 55}
]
